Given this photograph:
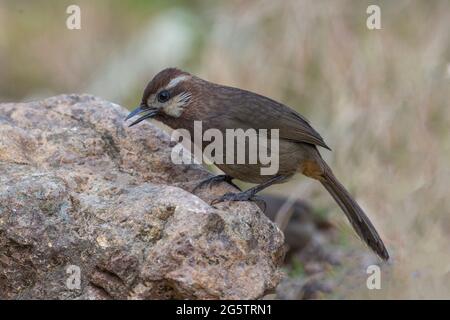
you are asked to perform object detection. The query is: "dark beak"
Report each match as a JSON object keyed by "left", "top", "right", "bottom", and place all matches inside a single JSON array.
[{"left": 125, "top": 105, "right": 159, "bottom": 127}]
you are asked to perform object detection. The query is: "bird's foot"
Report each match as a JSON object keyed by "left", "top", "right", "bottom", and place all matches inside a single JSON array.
[
  {"left": 210, "top": 175, "right": 287, "bottom": 211},
  {"left": 193, "top": 174, "right": 240, "bottom": 192},
  {"left": 211, "top": 191, "right": 266, "bottom": 210}
]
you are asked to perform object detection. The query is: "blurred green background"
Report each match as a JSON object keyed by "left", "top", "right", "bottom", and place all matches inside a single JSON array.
[{"left": 1, "top": 0, "right": 450, "bottom": 299}]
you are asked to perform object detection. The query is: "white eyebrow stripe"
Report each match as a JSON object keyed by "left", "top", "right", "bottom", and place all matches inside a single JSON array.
[{"left": 165, "top": 75, "right": 191, "bottom": 89}]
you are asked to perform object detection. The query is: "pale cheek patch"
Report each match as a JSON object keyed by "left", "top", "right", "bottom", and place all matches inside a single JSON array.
[
  {"left": 162, "top": 92, "right": 191, "bottom": 118},
  {"left": 163, "top": 103, "right": 184, "bottom": 118}
]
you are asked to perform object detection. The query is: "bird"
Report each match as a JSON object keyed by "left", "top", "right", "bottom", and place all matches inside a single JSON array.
[{"left": 126, "top": 67, "right": 389, "bottom": 261}]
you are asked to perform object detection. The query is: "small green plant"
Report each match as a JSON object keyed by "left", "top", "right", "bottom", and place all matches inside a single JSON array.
[{"left": 288, "top": 258, "right": 305, "bottom": 278}]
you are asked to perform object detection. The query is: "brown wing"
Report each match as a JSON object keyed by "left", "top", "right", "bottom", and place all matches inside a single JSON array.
[{"left": 208, "top": 85, "right": 330, "bottom": 150}]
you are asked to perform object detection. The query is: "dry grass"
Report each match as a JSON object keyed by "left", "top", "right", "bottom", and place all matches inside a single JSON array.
[{"left": 196, "top": 0, "right": 450, "bottom": 299}]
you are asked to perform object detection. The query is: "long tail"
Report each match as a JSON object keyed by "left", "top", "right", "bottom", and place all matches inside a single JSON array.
[{"left": 320, "top": 168, "right": 389, "bottom": 261}]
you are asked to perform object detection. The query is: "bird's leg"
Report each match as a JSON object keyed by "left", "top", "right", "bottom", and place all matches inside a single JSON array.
[
  {"left": 211, "top": 175, "right": 287, "bottom": 205},
  {"left": 193, "top": 174, "right": 240, "bottom": 193}
]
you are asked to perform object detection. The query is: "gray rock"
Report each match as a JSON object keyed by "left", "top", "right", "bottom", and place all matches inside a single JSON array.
[{"left": 0, "top": 94, "right": 285, "bottom": 299}]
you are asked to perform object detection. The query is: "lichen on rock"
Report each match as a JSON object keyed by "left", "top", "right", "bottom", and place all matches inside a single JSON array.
[{"left": 0, "top": 94, "right": 285, "bottom": 299}]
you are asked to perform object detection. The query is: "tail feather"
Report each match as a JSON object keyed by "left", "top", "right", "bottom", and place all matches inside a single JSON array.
[{"left": 321, "top": 170, "right": 389, "bottom": 261}]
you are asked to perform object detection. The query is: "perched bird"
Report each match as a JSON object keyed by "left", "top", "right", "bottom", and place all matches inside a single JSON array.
[{"left": 126, "top": 68, "right": 389, "bottom": 260}]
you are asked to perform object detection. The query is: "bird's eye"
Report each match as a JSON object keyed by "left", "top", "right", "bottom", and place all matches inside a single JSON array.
[{"left": 157, "top": 90, "right": 170, "bottom": 103}]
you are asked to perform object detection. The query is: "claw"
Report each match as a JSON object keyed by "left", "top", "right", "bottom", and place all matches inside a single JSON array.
[
  {"left": 193, "top": 175, "right": 240, "bottom": 193},
  {"left": 210, "top": 175, "right": 286, "bottom": 210},
  {"left": 211, "top": 192, "right": 241, "bottom": 205},
  {"left": 211, "top": 191, "right": 265, "bottom": 207},
  {"left": 253, "top": 197, "right": 267, "bottom": 212}
]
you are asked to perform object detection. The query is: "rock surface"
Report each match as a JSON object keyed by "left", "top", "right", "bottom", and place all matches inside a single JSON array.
[{"left": 0, "top": 94, "right": 285, "bottom": 299}]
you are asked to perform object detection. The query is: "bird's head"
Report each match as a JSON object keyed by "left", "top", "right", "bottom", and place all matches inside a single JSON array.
[{"left": 126, "top": 68, "right": 195, "bottom": 126}]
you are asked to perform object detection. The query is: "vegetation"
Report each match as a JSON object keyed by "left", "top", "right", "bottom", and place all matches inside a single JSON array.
[{"left": 1, "top": 0, "right": 449, "bottom": 299}]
